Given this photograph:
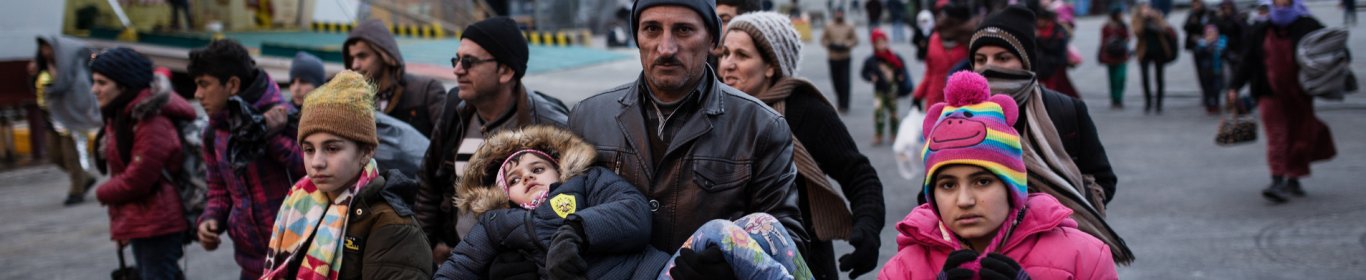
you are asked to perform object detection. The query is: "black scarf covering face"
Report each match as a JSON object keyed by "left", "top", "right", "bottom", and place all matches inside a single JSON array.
[{"left": 977, "top": 65, "right": 1038, "bottom": 106}]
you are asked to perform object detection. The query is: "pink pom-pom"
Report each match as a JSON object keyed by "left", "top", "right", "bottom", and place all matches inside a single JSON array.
[{"left": 943, "top": 71, "right": 990, "bottom": 107}]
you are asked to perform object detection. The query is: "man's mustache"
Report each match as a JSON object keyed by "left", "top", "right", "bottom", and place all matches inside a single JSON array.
[{"left": 653, "top": 56, "right": 682, "bottom": 67}]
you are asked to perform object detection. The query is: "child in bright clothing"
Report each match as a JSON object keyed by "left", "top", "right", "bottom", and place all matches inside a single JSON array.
[
  {"left": 434, "top": 125, "right": 810, "bottom": 280},
  {"left": 861, "top": 28, "right": 910, "bottom": 146},
  {"left": 878, "top": 71, "right": 1118, "bottom": 280}
]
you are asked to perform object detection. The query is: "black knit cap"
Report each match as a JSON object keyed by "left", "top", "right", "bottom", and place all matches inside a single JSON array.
[
  {"left": 290, "top": 51, "right": 326, "bottom": 86},
  {"left": 632, "top": 0, "right": 721, "bottom": 47},
  {"left": 462, "top": 16, "right": 530, "bottom": 80},
  {"left": 969, "top": 6, "right": 1038, "bottom": 71},
  {"left": 90, "top": 47, "right": 153, "bottom": 92}
]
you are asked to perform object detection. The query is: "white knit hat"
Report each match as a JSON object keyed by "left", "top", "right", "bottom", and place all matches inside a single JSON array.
[{"left": 725, "top": 12, "right": 802, "bottom": 78}]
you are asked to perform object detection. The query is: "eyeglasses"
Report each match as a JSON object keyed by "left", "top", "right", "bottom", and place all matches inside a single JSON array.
[{"left": 450, "top": 55, "right": 497, "bottom": 68}]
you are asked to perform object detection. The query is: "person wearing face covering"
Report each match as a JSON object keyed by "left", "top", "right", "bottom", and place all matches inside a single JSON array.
[
  {"left": 911, "top": 10, "right": 935, "bottom": 61},
  {"left": 966, "top": 6, "right": 1133, "bottom": 265},
  {"left": 1226, "top": 0, "right": 1336, "bottom": 203}
]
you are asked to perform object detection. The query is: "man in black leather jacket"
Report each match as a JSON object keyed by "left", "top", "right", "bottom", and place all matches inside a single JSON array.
[
  {"left": 567, "top": 0, "right": 807, "bottom": 275},
  {"left": 416, "top": 17, "right": 568, "bottom": 266}
]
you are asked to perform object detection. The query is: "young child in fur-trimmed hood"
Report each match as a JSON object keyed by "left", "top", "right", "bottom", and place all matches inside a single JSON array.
[
  {"left": 434, "top": 125, "right": 813, "bottom": 280},
  {"left": 434, "top": 125, "right": 672, "bottom": 280},
  {"left": 878, "top": 71, "right": 1117, "bottom": 280}
]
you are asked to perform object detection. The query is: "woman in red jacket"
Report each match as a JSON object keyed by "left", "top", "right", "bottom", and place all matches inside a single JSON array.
[
  {"left": 912, "top": 3, "right": 972, "bottom": 110},
  {"left": 92, "top": 47, "right": 199, "bottom": 280}
]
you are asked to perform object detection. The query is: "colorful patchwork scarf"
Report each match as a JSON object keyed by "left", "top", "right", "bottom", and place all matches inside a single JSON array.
[{"left": 261, "top": 159, "right": 379, "bottom": 280}]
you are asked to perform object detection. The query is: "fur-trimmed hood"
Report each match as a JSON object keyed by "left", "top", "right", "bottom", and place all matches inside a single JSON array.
[
  {"left": 455, "top": 125, "right": 596, "bottom": 218},
  {"left": 129, "top": 74, "right": 196, "bottom": 122}
]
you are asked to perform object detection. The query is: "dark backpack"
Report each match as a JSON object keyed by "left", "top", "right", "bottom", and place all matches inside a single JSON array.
[
  {"left": 1159, "top": 27, "right": 1181, "bottom": 64},
  {"left": 1104, "top": 38, "right": 1129, "bottom": 57},
  {"left": 163, "top": 115, "right": 209, "bottom": 243}
]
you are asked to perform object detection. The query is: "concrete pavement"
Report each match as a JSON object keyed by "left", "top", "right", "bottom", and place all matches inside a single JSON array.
[{"left": 2, "top": 2, "right": 1363, "bottom": 279}]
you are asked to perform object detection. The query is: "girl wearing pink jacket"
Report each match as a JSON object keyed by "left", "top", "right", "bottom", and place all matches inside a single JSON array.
[{"left": 878, "top": 71, "right": 1118, "bottom": 280}]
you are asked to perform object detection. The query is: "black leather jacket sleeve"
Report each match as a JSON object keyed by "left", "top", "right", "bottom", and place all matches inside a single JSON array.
[{"left": 749, "top": 116, "right": 809, "bottom": 246}]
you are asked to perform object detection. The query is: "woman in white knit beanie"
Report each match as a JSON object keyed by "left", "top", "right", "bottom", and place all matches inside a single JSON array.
[{"left": 719, "top": 11, "right": 888, "bottom": 280}]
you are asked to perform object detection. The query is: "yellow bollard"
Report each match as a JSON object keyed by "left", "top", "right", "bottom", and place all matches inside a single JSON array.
[
  {"left": 117, "top": 27, "right": 138, "bottom": 42},
  {"left": 556, "top": 32, "right": 567, "bottom": 47}
]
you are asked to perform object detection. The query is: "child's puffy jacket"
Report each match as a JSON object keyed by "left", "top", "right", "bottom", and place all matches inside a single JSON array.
[
  {"left": 435, "top": 125, "right": 669, "bottom": 280},
  {"left": 435, "top": 166, "right": 670, "bottom": 280},
  {"left": 878, "top": 194, "right": 1118, "bottom": 280}
]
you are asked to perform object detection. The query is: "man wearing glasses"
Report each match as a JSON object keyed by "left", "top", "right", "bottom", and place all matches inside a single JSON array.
[
  {"left": 343, "top": 19, "right": 448, "bottom": 136},
  {"left": 416, "top": 16, "right": 569, "bottom": 270}
]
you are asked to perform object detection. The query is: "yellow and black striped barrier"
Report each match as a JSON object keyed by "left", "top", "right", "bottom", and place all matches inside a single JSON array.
[
  {"left": 387, "top": 22, "right": 449, "bottom": 39},
  {"left": 311, "top": 21, "right": 452, "bottom": 39},
  {"left": 521, "top": 29, "right": 593, "bottom": 47},
  {"left": 311, "top": 21, "right": 592, "bottom": 45},
  {"left": 311, "top": 21, "right": 355, "bottom": 33}
]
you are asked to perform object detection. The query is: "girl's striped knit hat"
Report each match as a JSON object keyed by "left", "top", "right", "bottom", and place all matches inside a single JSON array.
[{"left": 921, "top": 71, "right": 1027, "bottom": 207}]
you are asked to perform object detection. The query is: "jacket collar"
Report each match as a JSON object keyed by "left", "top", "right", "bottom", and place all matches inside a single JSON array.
[
  {"left": 353, "top": 170, "right": 419, "bottom": 217},
  {"left": 617, "top": 66, "right": 726, "bottom": 116},
  {"left": 127, "top": 85, "right": 197, "bottom": 122},
  {"left": 896, "top": 193, "right": 1074, "bottom": 253},
  {"left": 471, "top": 82, "right": 536, "bottom": 133},
  {"left": 210, "top": 69, "right": 286, "bottom": 130}
]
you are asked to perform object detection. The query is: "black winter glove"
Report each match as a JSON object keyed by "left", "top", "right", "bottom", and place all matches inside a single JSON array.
[
  {"left": 911, "top": 97, "right": 924, "bottom": 111},
  {"left": 980, "top": 253, "right": 1029, "bottom": 280},
  {"left": 547, "top": 224, "right": 588, "bottom": 280},
  {"left": 488, "top": 251, "right": 539, "bottom": 280},
  {"left": 669, "top": 245, "right": 736, "bottom": 280},
  {"left": 838, "top": 223, "right": 882, "bottom": 279},
  {"left": 936, "top": 250, "right": 978, "bottom": 280}
]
